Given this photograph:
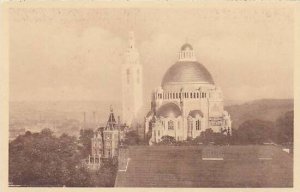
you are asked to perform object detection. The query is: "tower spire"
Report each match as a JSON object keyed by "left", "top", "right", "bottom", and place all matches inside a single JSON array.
[
  {"left": 107, "top": 106, "right": 116, "bottom": 130},
  {"left": 122, "top": 31, "right": 143, "bottom": 127}
]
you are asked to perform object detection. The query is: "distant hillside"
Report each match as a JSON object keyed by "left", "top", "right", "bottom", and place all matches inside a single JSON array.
[
  {"left": 10, "top": 100, "right": 122, "bottom": 123},
  {"left": 225, "top": 99, "right": 294, "bottom": 129}
]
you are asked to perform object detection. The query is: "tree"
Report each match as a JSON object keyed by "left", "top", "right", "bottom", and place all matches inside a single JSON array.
[
  {"left": 124, "top": 130, "right": 139, "bottom": 145},
  {"left": 213, "top": 132, "right": 228, "bottom": 145},
  {"left": 93, "top": 160, "right": 118, "bottom": 187},
  {"left": 200, "top": 128, "right": 214, "bottom": 145},
  {"left": 158, "top": 135, "right": 176, "bottom": 145},
  {"left": 79, "top": 129, "right": 94, "bottom": 157},
  {"left": 9, "top": 129, "right": 89, "bottom": 186},
  {"left": 274, "top": 111, "right": 293, "bottom": 144},
  {"left": 236, "top": 119, "right": 274, "bottom": 144}
]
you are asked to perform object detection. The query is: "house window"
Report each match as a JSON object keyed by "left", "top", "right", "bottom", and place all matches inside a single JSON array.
[
  {"left": 168, "top": 120, "right": 174, "bottom": 130},
  {"left": 196, "top": 120, "right": 201, "bottom": 130}
]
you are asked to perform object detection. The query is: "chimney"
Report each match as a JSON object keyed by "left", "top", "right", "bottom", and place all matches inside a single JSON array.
[{"left": 83, "top": 112, "right": 86, "bottom": 130}]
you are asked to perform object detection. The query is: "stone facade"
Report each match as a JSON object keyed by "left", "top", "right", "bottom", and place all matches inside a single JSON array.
[
  {"left": 145, "top": 44, "right": 232, "bottom": 144},
  {"left": 122, "top": 32, "right": 143, "bottom": 127},
  {"left": 87, "top": 107, "right": 128, "bottom": 170}
]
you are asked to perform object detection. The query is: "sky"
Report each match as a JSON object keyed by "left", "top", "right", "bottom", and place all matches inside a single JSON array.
[{"left": 9, "top": 6, "right": 294, "bottom": 104}]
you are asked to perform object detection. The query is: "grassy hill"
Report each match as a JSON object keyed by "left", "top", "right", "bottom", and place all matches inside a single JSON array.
[{"left": 225, "top": 99, "right": 293, "bottom": 129}]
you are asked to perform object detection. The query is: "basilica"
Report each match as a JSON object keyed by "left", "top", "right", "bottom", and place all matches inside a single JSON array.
[{"left": 145, "top": 43, "right": 232, "bottom": 144}]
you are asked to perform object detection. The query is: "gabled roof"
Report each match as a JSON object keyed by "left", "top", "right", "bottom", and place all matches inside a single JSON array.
[{"left": 106, "top": 106, "right": 117, "bottom": 130}]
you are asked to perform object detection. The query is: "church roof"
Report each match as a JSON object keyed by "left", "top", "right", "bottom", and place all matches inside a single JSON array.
[
  {"left": 146, "top": 110, "right": 154, "bottom": 118},
  {"left": 181, "top": 43, "right": 193, "bottom": 51},
  {"left": 156, "top": 103, "right": 181, "bottom": 118},
  {"left": 161, "top": 61, "right": 214, "bottom": 87},
  {"left": 106, "top": 106, "right": 117, "bottom": 130},
  {"left": 188, "top": 110, "right": 204, "bottom": 118}
]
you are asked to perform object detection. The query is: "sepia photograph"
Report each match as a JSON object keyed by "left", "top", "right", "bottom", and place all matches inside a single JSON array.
[{"left": 1, "top": 2, "right": 298, "bottom": 190}]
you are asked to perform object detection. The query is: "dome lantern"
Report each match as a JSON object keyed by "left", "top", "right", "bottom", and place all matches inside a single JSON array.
[{"left": 178, "top": 43, "right": 196, "bottom": 62}]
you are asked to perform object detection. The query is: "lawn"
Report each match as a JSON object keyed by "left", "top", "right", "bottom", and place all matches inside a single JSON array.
[{"left": 115, "top": 145, "right": 293, "bottom": 187}]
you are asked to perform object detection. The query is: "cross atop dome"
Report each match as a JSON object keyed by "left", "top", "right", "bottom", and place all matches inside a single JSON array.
[{"left": 178, "top": 43, "right": 196, "bottom": 61}]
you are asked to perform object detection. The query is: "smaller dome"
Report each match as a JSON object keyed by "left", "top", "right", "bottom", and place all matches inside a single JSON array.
[
  {"left": 181, "top": 43, "right": 193, "bottom": 51},
  {"left": 146, "top": 110, "right": 154, "bottom": 118},
  {"left": 188, "top": 110, "right": 203, "bottom": 118},
  {"left": 157, "top": 103, "right": 181, "bottom": 118}
]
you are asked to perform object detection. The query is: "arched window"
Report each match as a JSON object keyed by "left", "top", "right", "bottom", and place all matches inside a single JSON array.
[
  {"left": 197, "top": 92, "right": 199, "bottom": 98},
  {"left": 168, "top": 120, "right": 174, "bottom": 130},
  {"left": 196, "top": 120, "right": 201, "bottom": 130},
  {"left": 194, "top": 92, "right": 196, "bottom": 98},
  {"left": 190, "top": 92, "right": 193, "bottom": 98}
]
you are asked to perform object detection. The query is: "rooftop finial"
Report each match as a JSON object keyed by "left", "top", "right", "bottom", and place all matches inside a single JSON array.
[{"left": 178, "top": 42, "right": 196, "bottom": 61}]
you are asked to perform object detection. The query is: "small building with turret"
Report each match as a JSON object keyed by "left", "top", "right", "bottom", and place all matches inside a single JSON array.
[{"left": 86, "top": 106, "right": 128, "bottom": 170}]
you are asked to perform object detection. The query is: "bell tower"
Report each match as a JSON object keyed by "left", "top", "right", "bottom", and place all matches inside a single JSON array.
[{"left": 122, "top": 31, "right": 143, "bottom": 127}]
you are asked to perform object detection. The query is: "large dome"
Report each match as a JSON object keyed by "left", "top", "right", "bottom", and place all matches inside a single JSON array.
[{"left": 161, "top": 61, "right": 214, "bottom": 87}]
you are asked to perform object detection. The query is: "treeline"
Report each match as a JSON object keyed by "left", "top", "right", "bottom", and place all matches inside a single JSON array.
[
  {"left": 9, "top": 129, "right": 117, "bottom": 187},
  {"left": 231, "top": 110, "right": 293, "bottom": 145}
]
